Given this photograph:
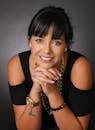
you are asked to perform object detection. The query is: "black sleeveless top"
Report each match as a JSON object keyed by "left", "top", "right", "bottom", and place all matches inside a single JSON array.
[{"left": 9, "top": 50, "right": 94, "bottom": 130}]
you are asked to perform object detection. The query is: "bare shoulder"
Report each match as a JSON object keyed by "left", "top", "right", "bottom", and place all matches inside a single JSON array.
[
  {"left": 71, "top": 56, "right": 93, "bottom": 90},
  {"left": 8, "top": 54, "right": 20, "bottom": 68},
  {"left": 7, "top": 54, "right": 25, "bottom": 86}
]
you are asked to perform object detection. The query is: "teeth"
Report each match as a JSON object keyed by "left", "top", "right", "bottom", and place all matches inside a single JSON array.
[{"left": 41, "top": 56, "right": 52, "bottom": 61}]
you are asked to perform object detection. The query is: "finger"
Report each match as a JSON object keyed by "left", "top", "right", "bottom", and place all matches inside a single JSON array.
[
  {"left": 32, "top": 77, "right": 42, "bottom": 85},
  {"left": 48, "top": 68, "right": 61, "bottom": 78},
  {"left": 32, "top": 76, "right": 54, "bottom": 84},
  {"left": 37, "top": 76, "right": 55, "bottom": 84},
  {"left": 35, "top": 67, "right": 57, "bottom": 80},
  {"left": 32, "top": 72, "right": 55, "bottom": 84}
]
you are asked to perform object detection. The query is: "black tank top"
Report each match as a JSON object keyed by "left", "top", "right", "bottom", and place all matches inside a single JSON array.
[{"left": 9, "top": 50, "right": 94, "bottom": 130}]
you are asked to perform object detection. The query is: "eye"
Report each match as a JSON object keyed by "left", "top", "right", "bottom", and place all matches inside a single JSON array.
[
  {"left": 53, "top": 40, "right": 62, "bottom": 46},
  {"left": 35, "top": 38, "right": 43, "bottom": 43}
]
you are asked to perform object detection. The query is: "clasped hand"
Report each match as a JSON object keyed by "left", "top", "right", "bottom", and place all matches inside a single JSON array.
[{"left": 31, "top": 66, "right": 61, "bottom": 96}]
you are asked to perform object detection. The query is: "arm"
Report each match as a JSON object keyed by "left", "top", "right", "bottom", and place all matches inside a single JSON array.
[
  {"left": 48, "top": 90, "right": 90, "bottom": 130},
  {"left": 7, "top": 55, "right": 42, "bottom": 130},
  {"left": 44, "top": 56, "right": 93, "bottom": 130}
]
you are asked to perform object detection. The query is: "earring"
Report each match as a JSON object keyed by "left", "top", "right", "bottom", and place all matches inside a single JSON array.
[{"left": 64, "top": 48, "right": 67, "bottom": 52}]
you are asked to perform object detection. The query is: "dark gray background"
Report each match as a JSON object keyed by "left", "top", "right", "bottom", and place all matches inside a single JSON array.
[{"left": 0, "top": 0, "right": 95, "bottom": 129}]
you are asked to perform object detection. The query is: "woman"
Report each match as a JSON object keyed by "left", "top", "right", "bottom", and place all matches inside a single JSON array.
[{"left": 8, "top": 6, "right": 94, "bottom": 130}]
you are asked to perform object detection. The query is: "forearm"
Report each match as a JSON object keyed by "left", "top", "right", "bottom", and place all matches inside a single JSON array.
[
  {"left": 15, "top": 90, "right": 42, "bottom": 130},
  {"left": 48, "top": 93, "right": 83, "bottom": 130},
  {"left": 16, "top": 105, "right": 42, "bottom": 130}
]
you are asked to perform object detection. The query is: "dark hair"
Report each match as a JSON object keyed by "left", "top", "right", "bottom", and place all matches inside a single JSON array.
[{"left": 28, "top": 6, "right": 73, "bottom": 45}]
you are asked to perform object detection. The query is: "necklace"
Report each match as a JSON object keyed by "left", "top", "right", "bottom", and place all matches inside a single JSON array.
[{"left": 41, "top": 60, "right": 65, "bottom": 115}]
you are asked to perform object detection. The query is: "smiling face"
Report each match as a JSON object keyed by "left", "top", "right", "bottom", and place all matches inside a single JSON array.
[{"left": 29, "top": 27, "right": 68, "bottom": 69}]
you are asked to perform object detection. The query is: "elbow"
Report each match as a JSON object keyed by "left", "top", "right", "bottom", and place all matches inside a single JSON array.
[{"left": 15, "top": 120, "right": 23, "bottom": 130}]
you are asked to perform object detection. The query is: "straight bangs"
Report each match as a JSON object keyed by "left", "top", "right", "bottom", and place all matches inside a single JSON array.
[
  {"left": 28, "top": 6, "right": 73, "bottom": 44},
  {"left": 31, "top": 14, "right": 65, "bottom": 39}
]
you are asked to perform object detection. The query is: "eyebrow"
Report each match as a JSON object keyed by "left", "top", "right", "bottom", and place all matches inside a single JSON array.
[{"left": 53, "top": 39, "right": 62, "bottom": 41}]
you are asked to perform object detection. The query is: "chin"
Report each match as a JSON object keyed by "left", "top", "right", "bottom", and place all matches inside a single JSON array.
[{"left": 38, "top": 63, "right": 55, "bottom": 69}]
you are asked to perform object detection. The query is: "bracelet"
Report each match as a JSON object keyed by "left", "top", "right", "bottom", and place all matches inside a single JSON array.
[
  {"left": 26, "top": 95, "right": 40, "bottom": 107},
  {"left": 50, "top": 102, "right": 66, "bottom": 111}
]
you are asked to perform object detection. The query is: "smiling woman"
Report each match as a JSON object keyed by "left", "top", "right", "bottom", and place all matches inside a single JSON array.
[
  {"left": 29, "top": 27, "right": 67, "bottom": 69},
  {"left": 8, "top": 6, "right": 94, "bottom": 130}
]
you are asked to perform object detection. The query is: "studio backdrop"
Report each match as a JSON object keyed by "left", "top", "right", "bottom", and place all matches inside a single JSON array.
[{"left": 0, "top": 0, "right": 95, "bottom": 129}]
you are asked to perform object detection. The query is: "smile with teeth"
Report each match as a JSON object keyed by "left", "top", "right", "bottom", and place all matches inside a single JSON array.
[{"left": 40, "top": 56, "right": 53, "bottom": 62}]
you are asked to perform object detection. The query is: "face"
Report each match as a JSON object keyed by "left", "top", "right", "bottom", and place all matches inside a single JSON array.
[{"left": 29, "top": 27, "right": 67, "bottom": 69}]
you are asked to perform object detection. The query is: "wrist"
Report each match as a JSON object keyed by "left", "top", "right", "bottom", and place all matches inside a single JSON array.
[
  {"left": 29, "top": 87, "right": 41, "bottom": 102},
  {"left": 48, "top": 92, "right": 64, "bottom": 109},
  {"left": 26, "top": 95, "right": 40, "bottom": 107},
  {"left": 47, "top": 89, "right": 60, "bottom": 100},
  {"left": 50, "top": 102, "right": 66, "bottom": 113},
  {"left": 32, "top": 82, "right": 42, "bottom": 93},
  {"left": 26, "top": 95, "right": 41, "bottom": 115}
]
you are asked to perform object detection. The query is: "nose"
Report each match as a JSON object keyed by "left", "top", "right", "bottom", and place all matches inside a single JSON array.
[{"left": 44, "top": 41, "right": 52, "bottom": 54}]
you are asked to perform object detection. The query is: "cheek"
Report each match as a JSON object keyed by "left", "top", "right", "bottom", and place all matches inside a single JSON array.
[
  {"left": 31, "top": 45, "right": 39, "bottom": 54},
  {"left": 55, "top": 48, "right": 64, "bottom": 57},
  {"left": 54, "top": 48, "right": 65, "bottom": 63}
]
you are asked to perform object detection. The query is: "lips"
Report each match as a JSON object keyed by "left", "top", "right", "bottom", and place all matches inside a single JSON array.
[{"left": 40, "top": 56, "right": 53, "bottom": 62}]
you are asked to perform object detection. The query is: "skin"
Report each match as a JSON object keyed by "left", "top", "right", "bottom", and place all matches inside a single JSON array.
[
  {"left": 8, "top": 26, "right": 93, "bottom": 130},
  {"left": 29, "top": 27, "right": 68, "bottom": 96}
]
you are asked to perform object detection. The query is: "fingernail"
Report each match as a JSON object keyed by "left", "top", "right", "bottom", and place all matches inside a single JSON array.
[
  {"left": 55, "top": 77, "right": 58, "bottom": 81},
  {"left": 51, "top": 80, "right": 55, "bottom": 83},
  {"left": 59, "top": 73, "right": 61, "bottom": 77}
]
